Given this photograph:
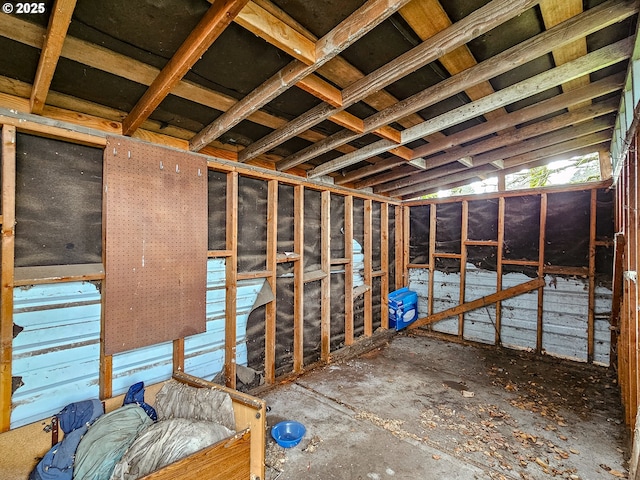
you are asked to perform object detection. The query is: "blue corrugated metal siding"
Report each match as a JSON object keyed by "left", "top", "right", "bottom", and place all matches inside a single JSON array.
[
  {"left": 11, "top": 282, "right": 101, "bottom": 428},
  {"left": 11, "top": 259, "right": 267, "bottom": 426},
  {"left": 112, "top": 258, "right": 263, "bottom": 393},
  {"left": 463, "top": 268, "right": 498, "bottom": 345},
  {"left": 409, "top": 267, "right": 612, "bottom": 365}
]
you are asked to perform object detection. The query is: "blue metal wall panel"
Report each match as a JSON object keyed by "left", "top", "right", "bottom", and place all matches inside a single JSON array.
[
  {"left": 463, "top": 268, "right": 498, "bottom": 346},
  {"left": 11, "top": 282, "right": 101, "bottom": 428}
]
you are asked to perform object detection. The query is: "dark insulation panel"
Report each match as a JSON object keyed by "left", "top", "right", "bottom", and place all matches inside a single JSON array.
[
  {"left": 15, "top": 133, "right": 102, "bottom": 267},
  {"left": 409, "top": 205, "right": 430, "bottom": 264},
  {"left": 207, "top": 170, "right": 227, "bottom": 251},
  {"left": 238, "top": 176, "right": 268, "bottom": 272}
]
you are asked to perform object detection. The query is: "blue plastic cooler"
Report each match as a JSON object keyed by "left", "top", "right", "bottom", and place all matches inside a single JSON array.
[{"left": 388, "top": 287, "right": 418, "bottom": 330}]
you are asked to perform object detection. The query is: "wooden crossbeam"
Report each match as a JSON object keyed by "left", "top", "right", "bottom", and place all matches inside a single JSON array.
[
  {"left": 122, "top": 0, "right": 250, "bottom": 136},
  {"left": 408, "top": 278, "right": 545, "bottom": 329},
  {"left": 274, "top": 0, "right": 636, "bottom": 171},
  {"left": 30, "top": 0, "right": 77, "bottom": 114},
  {"left": 238, "top": 0, "right": 539, "bottom": 164},
  {"left": 307, "top": 37, "right": 633, "bottom": 179},
  {"left": 189, "top": 0, "right": 412, "bottom": 152}
]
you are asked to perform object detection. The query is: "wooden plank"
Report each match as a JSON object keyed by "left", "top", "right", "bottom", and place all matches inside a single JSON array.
[
  {"left": 496, "top": 197, "right": 505, "bottom": 345},
  {"left": 0, "top": 125, "right": 16, "bottom": 432},
  {"left": 611, "top": 233, "right": 626, "bottom": 366},
  {"left": 321, "top": 191, "right": 331, "bottom": 361},
  {"left": 586, "top": 189, "right": 597, "bottom": 362},
  {"left": 239, "top": 0, "right": 539, "bottom": 164},
  {"left": 303, "top": 270, "right": 328, "bottom": 283},
  {"left": 380, "top": 203, "right": 389, "bottom": 330},
  {"left": 226, "top": 172, "right": 239, "bottom": 390},
  {"left": 13, "top": 263, "right": 104, "bottom": 286},
  {"left": 537, "top": 194, "right": 548, "bottom": 355},
  {"left": 141, "top": 431, "right": 251, "bottom": 480},
  {"left": 233, "top": 1, "right": 316, "bottom": 65},
  {"left": 344, "top": 196, "right": 354, "bottom": 345},
  {"left": 307, "top": 37, "right": 633, "bottom": 178},
  {"left": 189, "top": 0, "right": 412, "bottom": 152},
  {"left": 411, "top": 72, "right": 625, "bottom": 159},
  {"left": 122, "top": 0, "right": 250, "bottom": 135},
  {"left": 364, "top": 199, "right": 373, "bottom": 337},
  {"left": 459, "top": 201, "right": 468, "bottom": 338},
  {"left": 173, "top": 339, "right": 185, "bottom": 373},
  {"left": 427, "top": 206, "right": 436, "bottom": 318},
  {"left": 297, "top": 74, "right": 341, "bottom": 107},
  {"left": 293, "top": 185, "right": 304, "bottom": 371},
  {"left": 265, "top": 180, "right": 278, "bottom": 384},
  {"left": 237, "top": 270, "right": 273, "bottom": 280},
  {"left": 30, "top": 0, "right": 77, "bottom": 114},
  {"left": 408, "top": 278, "right": 545, "bottom": 329}
]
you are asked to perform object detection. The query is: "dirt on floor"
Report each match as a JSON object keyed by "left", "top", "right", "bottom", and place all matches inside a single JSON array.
[{"left": 262, "top": 332, "right": 628, "bottom": 480}]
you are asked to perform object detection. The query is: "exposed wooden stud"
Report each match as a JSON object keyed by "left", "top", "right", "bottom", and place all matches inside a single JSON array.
[
  {"left": 496, "top": 197, "right": 505, "bottom": 346},
  {"left": 225, "top": 172, "right": 239, "bottom": 389},
  {"left": 13, "top": 264, "right": 105, "bottom": 286},
  {"left": 428, "top": 205, "right": 436, "bottom": 319},
  {"left": 611, "top": 233, "right": 626, "bottom": 367},
  {"left": 599, "top": 149, "right": 613, "bottom": 180},
  {"left": 537, "top": 194, "right": 548, "bottom": 355},
  {"left": 587, "top": 188, "right": 597, "bottom": 362},
  {"left": 297, "top": 75, "right": 342, "bottom": 107},
  {"left": 381, "top": 203, "right": 389, "bottom": 330},
  {"left": 459, "top": 201, "right": 468, "bottom": 338},
  {"left": 265, "top": 180, "right": 278, "bottom": 384},
  {"left": 122, "top": 0, "right": 250, "bottom": 136},
  {"left": 321, "top": 191, "right": 331, "bottom": 361},
  {"left": 173, "top": 339, "right": 185, "bottom": 373},
  {"left": 345, "top": 195, "right": 354, "bottom": 345},
  {"left": 30, "top": 0, "right": 77, "bottom": 114},
  {"left": 409, "top": 278, "right": 545, "bottom": 329},
  {"left": 237, "top": 270, "right": 274, "bottom": 280},
  {"left": 395, "top": 205, "right": 404, "bottom": 291},
  {"left": 0, "top": 125, "right": 16, "bottom": 432},
  {"left": 293, "top": 185, "right": 304, "bottom": 372},
  {"left": 364, "top": 199, "right": 373, "bottom": 337}
]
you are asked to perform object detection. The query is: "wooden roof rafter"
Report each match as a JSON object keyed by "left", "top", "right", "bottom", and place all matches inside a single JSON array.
[
  {"left": 189, "top": 0, "right": 415, "bottom": 153},
  {"left": 122, "top": 0, "right": 251, "bottom": 136},
  {"left": 305, "top": 36, "right": 634, "bottom": 179},
  {"left": 276, "top": 0, "right": 637, "bottom": 173},
  {"left": 29, "top": 0, "right": 77, "bottom": 114}
]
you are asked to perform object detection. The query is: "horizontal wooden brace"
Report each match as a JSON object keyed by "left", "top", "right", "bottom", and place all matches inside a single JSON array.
[
  {"left": 237, "top": 270, "right": 273, "bottom": 280},
  {"left": 208, "top": 250, "right": 233, "bottom": 257},
  {"left": 14, "top": 263, "right": 105, "bottom": 286},
  {"left": 409, "top": 277, "right": 545, "bottom": 329}
]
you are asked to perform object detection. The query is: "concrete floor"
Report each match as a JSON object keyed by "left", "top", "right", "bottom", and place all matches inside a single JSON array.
[{"left": 262, "top": 333, "right": 627, "bottom": 480}]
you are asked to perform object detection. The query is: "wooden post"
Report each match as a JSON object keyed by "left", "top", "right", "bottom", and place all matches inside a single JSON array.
[
  {"left": 496, "top": 197, "right": 505, "bottom": 345},
  {"left": 459, "top": 201, "right": 468, "bottom": 338},
  {"left": 173, "top": 339, "right": 185, "bottom": 373},
  {"left": 631, "top": 137, "right": 639, "bottom": 428},
  {"left": 364, "top": 199, "right": 373, "bottom": 336},
  {"left": 537, "top": 193, "right": 548, "bottom": 355},
  {"left": 344, "top": 195, "right": 354, "bottom": 346},
  {"left": 225, "top": 172, "right": 239, "bottom": 389},
  {"left": 428, "top": 205, "right": 437, "bottom": 318},
  {"left": 265, "top": 180, "right": 278, "bottom": 383},
  {"left": 394, "top": 205, "right": 403, "bottom": 290},
  {"left": 403, "top": 205, "right": 411, "bottom": 289},
  {"left": 611, "top": 232, "right": 626, "bottom": 367},
  {"left": 321, "top": 191, "right": 331, "bottom": 361},
  {"left": 0, "top": 125, "right": 16, "bottom": 432},
  {"left": 587, "top": 189, "right": 597, "bottom": 362},
  {"left": 293, "top": 185, "right": 304, "bottom": 372},
  {"left": 381, "top": 203, "right": 389, "bottom": 329}
]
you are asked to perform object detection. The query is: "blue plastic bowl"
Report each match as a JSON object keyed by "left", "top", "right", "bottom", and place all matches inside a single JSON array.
[{"left": 271, "top": 420, "right": 306, "bottom": 448}]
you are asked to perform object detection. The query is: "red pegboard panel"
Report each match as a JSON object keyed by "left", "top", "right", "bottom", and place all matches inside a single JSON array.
[{"left": 103, "top": 136, "right": 208, "bottom": 355}]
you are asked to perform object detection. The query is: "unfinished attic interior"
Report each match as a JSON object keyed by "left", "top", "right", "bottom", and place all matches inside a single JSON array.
[{"left": 2, "top": 0, "right": 640, "bottom": 478}]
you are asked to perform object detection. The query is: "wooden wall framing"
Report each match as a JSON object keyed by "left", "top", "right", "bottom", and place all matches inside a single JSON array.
[
  {"left": 405, "top": 182, "right": 613, "bottom": 359},
  {"left": 0, "top": 119, "right": 402, "bottom": 432}
]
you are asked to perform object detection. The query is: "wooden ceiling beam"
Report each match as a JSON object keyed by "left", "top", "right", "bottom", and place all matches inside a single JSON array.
[
  {"left": 377, "top": 119, "right": 613, "bottom": 194},
  {"left": 232, "top": 1, "right": 316, "bottom": 65},
  {"left": 189, "top": 0, "right": 413, "bottom": 152},
  {"left": 122, "top": 0, "right": 250, "bottom": 136},
  {"left": 30, "top": 0, "right": 77, "bottom": 114},
  {"left": 271, "top": 0, "right": 635, "bottom": 171},
  {"left": 336, "top": 158, "right": 409, "bottom": 186},
  {"left": 539, "top": 0, "right": 590, "bottom": 109},
  {"left": 389, "top": 131, "right": 612, "bottom": 197},
  {"left": 306, "top": 37, "right": 633, "bottom": 179},
  {"left": 422, "top": 98, "right": 618, "bottom": 171},
  {"left": 237, "top": 0, "right": 539, "bottom": 163},
  {"left": 412, "top": 72, "right": 625, "bottom": 159}
]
